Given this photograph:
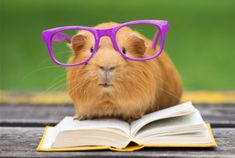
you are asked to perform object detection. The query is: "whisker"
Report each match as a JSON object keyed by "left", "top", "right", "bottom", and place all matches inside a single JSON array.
[
  {"left": 46, "top": 77, "right": 66, "bottom": 92},
  {"left": 157, "top": 86, "right": 181, "bottom": 100},
  {"left": 35, "top": 72, "right": 66, "bottom": 98},
  {"left": 47, "top": 73, "right": 67, "bottom": 85},
  {"left": 21, "top": 65, "right": 62, "bottom": 81}
]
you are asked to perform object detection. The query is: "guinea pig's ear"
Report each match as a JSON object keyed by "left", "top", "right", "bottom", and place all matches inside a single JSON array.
[
  {"left": 71, "top": 34, "right": 87, "bottom": 54},
  {"left": 126, "top": 35, "right": 146, "bottom": 55}
]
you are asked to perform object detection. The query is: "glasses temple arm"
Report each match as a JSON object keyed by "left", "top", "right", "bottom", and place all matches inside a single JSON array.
[
  {"left": 52, "top": 32, "right": 72, "bottom": 43},
  {"left": 152, "top": 29, "right": 160, "bottom": 49}
]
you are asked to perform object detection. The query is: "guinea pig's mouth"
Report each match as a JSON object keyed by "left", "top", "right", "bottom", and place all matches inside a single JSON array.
[{"left": 99, "top": 83, "right": 113, "bottom": 88}]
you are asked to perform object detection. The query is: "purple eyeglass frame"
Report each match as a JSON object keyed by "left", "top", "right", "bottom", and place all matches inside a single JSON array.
[{"left": 42, "top": 20, "right": 169, "bottom": 67}]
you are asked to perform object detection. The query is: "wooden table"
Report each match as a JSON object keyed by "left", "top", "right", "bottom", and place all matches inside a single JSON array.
[{"left": 0, "top": 103, "right": 235, "bottom": 158}]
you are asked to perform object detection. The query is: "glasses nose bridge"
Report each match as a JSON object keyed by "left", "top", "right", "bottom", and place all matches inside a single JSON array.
[
  {"left": 96, "top": 28, "right": 116, "bottom": 49},
  {"left": 97, "top": 28, "right": 114, "bottom": 38}
]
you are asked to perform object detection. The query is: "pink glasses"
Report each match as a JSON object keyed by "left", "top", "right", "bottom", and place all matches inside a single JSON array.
[{"left": 42, "top": 20, "right": 169, "bottom": 67}]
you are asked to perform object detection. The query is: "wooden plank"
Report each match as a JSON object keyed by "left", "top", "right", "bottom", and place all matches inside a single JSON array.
[
  {"left": 0, "top": 104, "right": 234, "bottom": 127},
  {"left": 0, "top": 127, "right": 234, "bottom": 158},
  {"left": 1, "top": 91, "right": 235, "bottom": 105},
  {"left": 196, "top": 105, "right": 235, "bottom": 127},
  {"left": 0, "top": 104, "right": 74, "bottom": 127}
]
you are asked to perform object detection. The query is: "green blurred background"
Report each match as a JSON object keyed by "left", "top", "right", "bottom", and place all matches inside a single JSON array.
[{"left": 1, "top": 0, "right": 235, "bottom": 91}]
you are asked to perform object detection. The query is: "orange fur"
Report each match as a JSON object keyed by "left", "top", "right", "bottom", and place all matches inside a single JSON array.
[{"left": 67, "top": 22, "right": 183, "bottom": 122}]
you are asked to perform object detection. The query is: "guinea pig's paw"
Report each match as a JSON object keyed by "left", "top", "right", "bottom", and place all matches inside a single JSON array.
[
  {"left": 73, "top": 114, "right": 88, "bottom": 121},
  {"left": 73, "top": 113, "right": 97, "bottom": 120},
  {"left": 124, "top": 112, "right": 145, "bottom": 123}
]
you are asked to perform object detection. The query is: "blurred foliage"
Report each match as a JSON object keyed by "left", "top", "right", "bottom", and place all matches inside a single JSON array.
[{"left": 1, "top": 0, "right": 235, "bottom": 90}]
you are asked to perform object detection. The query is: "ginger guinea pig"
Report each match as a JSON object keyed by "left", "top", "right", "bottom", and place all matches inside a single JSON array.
[{"left": 67, "top": 22, "right": 183, "bottom": 122}]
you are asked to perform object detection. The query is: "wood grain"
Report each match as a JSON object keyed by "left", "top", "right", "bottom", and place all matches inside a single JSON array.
[
  {"left": 0, "top": 103, "right": 235, "bottom": 157},
  {"left": 0, "top": 127, "right": 234, "bottom": 158},
  {"left": 0, "top": 104, "right": 234, "bottom": 127},
  {"left": 0, "top": 104, "right": 74, "bottom": 127}
]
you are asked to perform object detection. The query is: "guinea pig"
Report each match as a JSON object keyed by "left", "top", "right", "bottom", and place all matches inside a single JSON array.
[{"left": 67, "top": 22, "right": 183, "bottom": 122}]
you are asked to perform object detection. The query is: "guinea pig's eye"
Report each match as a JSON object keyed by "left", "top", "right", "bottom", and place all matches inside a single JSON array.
[
  {"left": 90, "top": 47, "right": 94, "bottom": 53},
  {"left": 122, "top": 47, "right": 126, "bottom": 54}
]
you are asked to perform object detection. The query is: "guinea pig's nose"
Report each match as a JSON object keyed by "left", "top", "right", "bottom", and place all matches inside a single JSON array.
[{"left": 98, "top": 65, "right": 116, "bottom": 72}]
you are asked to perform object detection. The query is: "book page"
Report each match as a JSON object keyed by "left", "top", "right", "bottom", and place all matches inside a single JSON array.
[
  {"left": 55, "top": 117, "right": 131, "bottom": 136},
  {"left": 130, "top": 101, "right": 195, "bottom": 136},
  {"left": 134, "top": 110, "right": 206, "bottom": 139},
  {"left": 137, "top": 130, "right": 212, "bottom": 145}
]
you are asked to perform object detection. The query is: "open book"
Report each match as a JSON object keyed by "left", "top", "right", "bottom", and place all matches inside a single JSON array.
[{"left": 37, "top": 102, "right": 217, "bottom": 151}]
